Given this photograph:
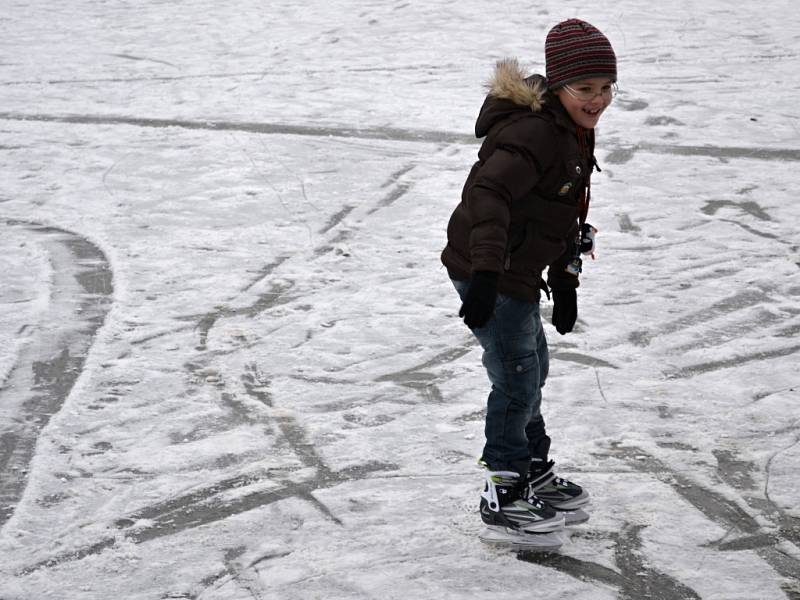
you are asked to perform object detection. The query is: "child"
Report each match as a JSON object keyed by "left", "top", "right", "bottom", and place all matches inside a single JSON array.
[{"left": 441, "top": 19, "right": 617, "bottom": 549}]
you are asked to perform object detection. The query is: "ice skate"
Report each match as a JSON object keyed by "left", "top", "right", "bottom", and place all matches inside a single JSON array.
[
  {"left": 478, "top": 469, "right": 566, "bottom": 551},
  {"left": 526, "top": 460, "right": 590, "bottom": 525}
]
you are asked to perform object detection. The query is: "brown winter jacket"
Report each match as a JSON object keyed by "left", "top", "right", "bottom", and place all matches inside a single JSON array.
[{"left": 441, "top": 59, "right": 598, "bottom": 302}]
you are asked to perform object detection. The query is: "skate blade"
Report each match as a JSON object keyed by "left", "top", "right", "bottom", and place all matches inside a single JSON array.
[
  {"left": 562, "top": 508, "right": 590, "bottom": 525},
  {"left": 479, "top": 526, "right": 565, "bottom": 551}
]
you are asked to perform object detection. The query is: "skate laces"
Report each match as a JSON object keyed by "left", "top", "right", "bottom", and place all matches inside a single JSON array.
[
  {"left": 529, "top": 461, "right": 575, "bottom": 490},
  {"left": 525, "top": 493, "right": 547, "bottom": 510}
]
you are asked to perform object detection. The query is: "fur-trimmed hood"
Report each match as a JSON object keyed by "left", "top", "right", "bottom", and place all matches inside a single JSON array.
[
  {"left": 475, "top": 58, "right": 551, "bottom": 138},
  {"left": 486, "top": 58, "right": 546, "bottom": 111}
]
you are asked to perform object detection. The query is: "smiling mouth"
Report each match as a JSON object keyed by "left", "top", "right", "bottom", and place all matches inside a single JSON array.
[{"left": 584, "top": 107, "right": 602, "bottom": 116}]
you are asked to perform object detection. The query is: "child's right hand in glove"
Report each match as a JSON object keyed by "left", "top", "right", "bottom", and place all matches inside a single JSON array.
[{"left": 459, "top": 271, "right": 499, "bottom": 329}]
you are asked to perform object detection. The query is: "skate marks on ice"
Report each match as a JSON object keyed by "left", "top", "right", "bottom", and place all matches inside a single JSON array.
[
  {"left": 0, "top": 220, "right": 113, "bottom": 527},
  {"left": 11, "top": 156, "right": 418, "bottom": 575},
  {"left": 627, "top": 287, "right": 766, "bottom": 348},
  {"left": 603, "top": 140, "right": 800, "bottom": 165},
  {"left": 578, "top": 95, "right": 800, "bottom": 164},
  {"left": 194, "top": 262, "right": 294, "bottom": 352},
  {"left": 0, "top": 111, "right": 477, "bottom": 146},
  {"left": 376, "top": 344, "right": 475, "bottom": 405},
  {"left": 549, "top": 349, "right": 618, "bottom": 370},
  {"left": 623, "top": 185, "right": 800, "bottom": 377},
  {"left": 519, "top": 524, "right": 701, "bottom": 600},
  {"left": 516, "top": 444, "right": 800, "bottom": 598},
  {"left": 627, "top": 271, "right": 798, "bottom": 364},
  {"left": 15, "top": 352, "right": 397, "bottom": 572},
  {"left": 701, "top": 198, "right": 772, "bottom": 222},
  {"left": 193, "top": 545, "right": 293, "bottom": 600},
  {"left": 162, "top": 159, "right": 431, "bottom": 541},
  {"left": 702, "top": 196, "right": 786, "bottom": 242},
  {"left": 194, "top": 160, "right": 419, "bottom": 354},
  {"left": 3, "top": 111, "right": 800, "bottom": 164},
  {"left": 637, "top": 282, "right": 800, "bottom": 379},
  {"left": 606, "top": 445, "right": 800, "bottom": 588},
  {"left": 0, "top": 69, "right": 278, "bottom": 88},
  {"left": 665, "top": 343, "right": 800, "bottom": 380},
  {"left": 17, "top": 362, "right": 396, "bottom": 575}
]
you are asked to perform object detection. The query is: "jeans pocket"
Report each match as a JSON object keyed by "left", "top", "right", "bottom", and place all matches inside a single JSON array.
[
  {"left": 502, "top": 350, "right": 537, "bottom": 375},
  {"left": 499, "top": 351, "right": 540, "bottom": 403}
]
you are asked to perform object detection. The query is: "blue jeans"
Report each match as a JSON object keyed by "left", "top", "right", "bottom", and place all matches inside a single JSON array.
[{"left": 452, "top": 278, "right": 550, "bottom": 475}]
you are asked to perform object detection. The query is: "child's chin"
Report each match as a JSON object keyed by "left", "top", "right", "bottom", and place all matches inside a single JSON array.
[{"left": 578, "top": 115, "right": 601, "bottom": 128}]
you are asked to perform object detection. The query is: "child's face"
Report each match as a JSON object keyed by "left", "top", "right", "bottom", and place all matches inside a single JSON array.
[{"left": 555, "top": 77, "right": 615, "bottom": 129}]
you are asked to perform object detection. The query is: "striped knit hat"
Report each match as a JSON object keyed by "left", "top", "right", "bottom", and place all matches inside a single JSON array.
[{"left": 545, "top": 19, "right": 617, "bottom": 89}]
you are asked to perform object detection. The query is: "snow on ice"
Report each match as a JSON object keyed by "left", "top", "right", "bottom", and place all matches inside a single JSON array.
[{"left": 0, "top": 1, "right": 799, "bottom": 599}]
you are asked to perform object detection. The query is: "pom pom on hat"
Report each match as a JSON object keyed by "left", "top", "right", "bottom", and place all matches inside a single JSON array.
[{"left": 545, "top": 19, "right": 617, "bottom": 89}]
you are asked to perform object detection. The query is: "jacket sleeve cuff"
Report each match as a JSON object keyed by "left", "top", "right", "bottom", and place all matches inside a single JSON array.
[{"left": 546, "top": 265, "right": 580, "bottom": 291}]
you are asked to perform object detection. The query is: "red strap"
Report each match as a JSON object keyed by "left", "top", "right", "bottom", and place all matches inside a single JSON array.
[{"left": 575, "top": 125, "right": 591, "bottom": 225}]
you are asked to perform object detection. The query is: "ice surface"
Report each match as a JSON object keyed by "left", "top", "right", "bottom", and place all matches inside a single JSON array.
[{"left": 1, "top": 1, "right": 799, "bottom": 599}]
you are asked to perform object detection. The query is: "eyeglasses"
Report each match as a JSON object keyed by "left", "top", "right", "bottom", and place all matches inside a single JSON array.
[{"left": 562, "top": 82, "right": 618, "bottom": 102}]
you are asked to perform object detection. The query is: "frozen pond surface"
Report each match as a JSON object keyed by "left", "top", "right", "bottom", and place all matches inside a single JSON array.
[{"left": 1, "top": 1, "right": 799, "bottom": 598}]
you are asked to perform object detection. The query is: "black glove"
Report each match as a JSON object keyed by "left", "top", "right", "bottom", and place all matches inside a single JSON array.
[
  {"left": 459, "top": 271, "right": 499, "bottom": 329},
  {"left": 551, "top": 289, "right": 577, "bottom": 334}
]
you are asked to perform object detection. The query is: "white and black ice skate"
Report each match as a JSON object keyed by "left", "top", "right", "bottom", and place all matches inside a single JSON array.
[
  {"left": 526, "top": 460, "right": 590, "bottom": 525},
  {"left": 478, "top": 470, "right": 566, "bottom": 551}
]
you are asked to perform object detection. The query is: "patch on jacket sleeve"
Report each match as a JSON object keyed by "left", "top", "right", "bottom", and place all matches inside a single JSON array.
[{"left": 558, "top": 182, "right": 573, "bottom": 196}]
